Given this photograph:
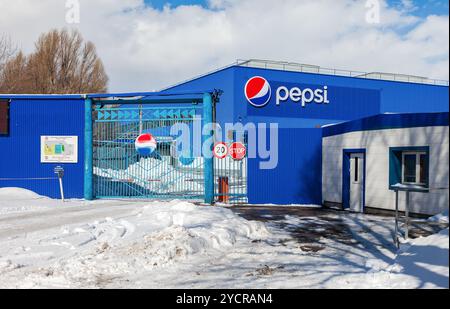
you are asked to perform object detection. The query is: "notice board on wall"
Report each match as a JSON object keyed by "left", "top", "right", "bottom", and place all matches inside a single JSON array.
[{"left": 41, "top": 136, "right": 78, "bottom": 163}]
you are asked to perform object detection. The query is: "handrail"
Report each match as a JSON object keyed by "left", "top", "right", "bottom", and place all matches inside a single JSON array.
[
  {"left": 237, "top": 59, "right": 450, "bottom": 86},
  {"left": 161, "top": 59, "right": 449, "bottom": 91}
]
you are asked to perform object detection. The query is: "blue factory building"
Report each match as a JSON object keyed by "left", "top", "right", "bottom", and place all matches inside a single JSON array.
[{"left": 1, "top": 60, "right": 448, "bottom": 215}]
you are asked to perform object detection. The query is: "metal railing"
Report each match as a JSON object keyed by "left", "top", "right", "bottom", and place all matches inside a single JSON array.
[
  {"left": 161, "top": 59, "right": 449, "bottom": 90},
  {"left": 238, "top": 59, "right": 450, "bottom": 86}
]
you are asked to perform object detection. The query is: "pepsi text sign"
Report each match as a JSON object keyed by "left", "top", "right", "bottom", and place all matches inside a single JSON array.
[{"left": 245, "top": 76, "right": 329, "bottom": 108}]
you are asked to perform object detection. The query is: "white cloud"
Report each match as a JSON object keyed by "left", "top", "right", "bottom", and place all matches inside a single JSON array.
[
  {"left": 0, "top": 0, "right": 448, "bottom": 92},
  {"left": 400, "top": 0, "right": 418, "bottom": 12}
]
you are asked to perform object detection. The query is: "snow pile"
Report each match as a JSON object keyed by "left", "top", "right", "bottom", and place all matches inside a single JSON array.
[
  {"left": 0, "top": 188, "right": 50, "bottom": 214},
  {"left": 38, "top": 201, "right": 269, "bottom": 286},
  {"left": 1, "top": 192, "right": 447, "bottom": 289},
  {"left": 0, "top": 187, "right": 46, "bottom": 200},
  {"left": 428, "top": 210, "right": 449, "bottom": 224},
  {"left": 387, "top": 228, "right": 449, "bottom": 289}
]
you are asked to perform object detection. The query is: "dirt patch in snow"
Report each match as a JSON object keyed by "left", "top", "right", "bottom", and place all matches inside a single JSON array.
[
  {"left": 246, "top": 265, "right": 285, "bottom": 277},
  {"left": 231, "top": 207, "right": 356, "bottom": 246}
]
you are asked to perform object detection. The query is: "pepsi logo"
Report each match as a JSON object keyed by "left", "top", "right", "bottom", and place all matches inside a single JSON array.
[
  {"left": 245, "top": 76, "right": 272, "bottom": 108},
  {"left": 135, "top": 133, "right": 157, "bottom": 157}
]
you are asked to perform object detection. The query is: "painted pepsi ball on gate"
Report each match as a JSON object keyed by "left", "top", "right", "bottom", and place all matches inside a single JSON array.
[{"left": 135, "top": 133, "right": 157, "bottom": 157}]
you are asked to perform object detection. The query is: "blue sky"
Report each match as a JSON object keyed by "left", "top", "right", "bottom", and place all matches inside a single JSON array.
[
  {"left": 2, "top": 0, "right": 447, "bottom": 91},
  {"left": 145, "top": 0, "right": 206, "bottom": 9},
  {"left": 145, "top": 0, "right": 449, "bottom": 16},
  {"left": 390, "top": 0, "right": 449, "bottom": 16}
]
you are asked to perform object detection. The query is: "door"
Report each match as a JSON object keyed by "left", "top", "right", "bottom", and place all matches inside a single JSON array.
[{"left": 349, "top": 153, "right": 365, "bottom": 212}]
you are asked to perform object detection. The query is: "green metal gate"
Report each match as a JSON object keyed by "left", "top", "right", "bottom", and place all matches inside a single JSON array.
[
  {"left": 85, "top": 92, "right": 247, "bottom": 204},
  {"left": 92, "top": 104, "right": 206, "bottom": 200}
]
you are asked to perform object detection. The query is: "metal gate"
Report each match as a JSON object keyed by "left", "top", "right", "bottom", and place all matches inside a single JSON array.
[
  {"left": 93, "top": 105, "right": 206, "bottom": 200},
  {"left": 91, "top": 101, "right": 247, "bottom": 203},
  {"left": 214, "top": 145, "right": 248, "bottom": 204}
]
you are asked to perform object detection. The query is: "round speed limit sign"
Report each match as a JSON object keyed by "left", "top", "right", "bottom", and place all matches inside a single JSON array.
[{"left": 213, "top": 142, "right": 228, "bottom": 159}]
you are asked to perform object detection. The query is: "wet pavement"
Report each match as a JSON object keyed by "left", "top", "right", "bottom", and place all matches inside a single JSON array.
[
  {"left": 230, "top": 206, "right": 447, "bottom": 251},
  {"left": 230, "top": 206, "right": 355, "bottom": 252}
]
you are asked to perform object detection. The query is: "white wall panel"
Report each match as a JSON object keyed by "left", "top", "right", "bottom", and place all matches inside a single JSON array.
[{"left": 322, "top": 126, "right": 449, "bottom": 215}]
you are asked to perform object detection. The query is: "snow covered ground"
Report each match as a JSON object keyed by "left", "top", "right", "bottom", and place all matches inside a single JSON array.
[{"left": 0, "top": 188, "right": 448, "bottom": 289}]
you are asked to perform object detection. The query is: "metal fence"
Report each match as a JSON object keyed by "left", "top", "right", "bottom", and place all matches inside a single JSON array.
[
  {"left": 92, "top": 104, "right": 248, "bottom": 203},
  {"left": 93, "top": 105, "right": 205, "bottom": 200},
  {"left": 214, "top": 154, "right": 248, "bottom": 204}
]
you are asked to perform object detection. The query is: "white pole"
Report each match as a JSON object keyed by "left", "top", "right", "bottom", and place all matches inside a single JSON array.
[{"left": 59, "top": 176, "right": 65, "bottom": 202}]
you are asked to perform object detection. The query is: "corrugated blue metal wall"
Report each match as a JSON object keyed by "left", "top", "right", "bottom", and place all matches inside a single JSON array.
[
  {"left": 166, "top": 65, "right": 449, "bottom": 205},
  {"left": 3, "top": 65, "right": 445, "bottom": 203},
  {"left": 248, "top": 128, "right": 323, "bottom": 205},
  {"left": 163, "top": 67, "right": 236, "bottom": 126},
  {"left": 0, "top": 99, "right": 85, "bottom": 198}
]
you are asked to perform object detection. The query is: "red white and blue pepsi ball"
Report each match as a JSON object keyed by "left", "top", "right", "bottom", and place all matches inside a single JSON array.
[
  {"left": 245, "top": 76, "right": 272, "bottom": 107},
  {"left": 135, "top": 133, "right": 157, "bottom": 157}
]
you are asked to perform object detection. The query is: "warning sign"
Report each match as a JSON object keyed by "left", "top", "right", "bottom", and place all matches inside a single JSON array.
[{"left": 41, "top": 136, "right": 78, "bottom": 163}]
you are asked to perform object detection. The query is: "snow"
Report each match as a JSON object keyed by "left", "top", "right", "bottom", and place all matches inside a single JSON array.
[
  {"left": 0, "top": 187, "right": 45, "bottom": 200},
  {"left": 216, "top": 203, "right": 322, "bottom": 208},
  {"left": 428, "top": 210, "right": 449, "bottom": 224},
  {"left": 0, "top": 188, "right": 448, "bottom": 289},
  {"left": 94, "top": 156, "right": 247, "bottom": 196},
  {"left": 389, "top": 229, "right": 449, "bottom": 289},
  {"left": 94, "top": 157, "right": 204, "bottom": 194},
  {"left": 0, "top": 188, "right": 51, "bottom": 214}
]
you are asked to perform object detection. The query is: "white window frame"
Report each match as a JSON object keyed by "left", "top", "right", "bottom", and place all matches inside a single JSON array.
[{"left": 402, "top": 151, "right": 427, "bottom": 186}]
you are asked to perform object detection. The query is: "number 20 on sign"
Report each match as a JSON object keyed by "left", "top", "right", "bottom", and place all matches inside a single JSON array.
[{"left": 213, "top": 142, "right": 228, "bottom": 159}]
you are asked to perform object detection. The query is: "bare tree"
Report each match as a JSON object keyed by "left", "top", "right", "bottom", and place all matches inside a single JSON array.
[
  {"left": 0, "top": 52, "right": 27, "bottom": 93},
  {"left": 0, "top": 35, "right": 17, "bottom": 89},
  {"left": 0, "top": 29, "right": 108, "bottom": 94},
  {"left": 0, "top": 35, "right": 16, "bottom": 64}
]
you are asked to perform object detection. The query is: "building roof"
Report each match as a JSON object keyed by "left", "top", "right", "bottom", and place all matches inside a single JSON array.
[
  {"left": 0, "top": 90, "right": 215, "bottom": 101},
  {"left": 162, "top": 59, "right": 449, "bottom": 91},
  {"left": 322, "top": 112, "right": 449, "bottom": 137},
  {"left": 1, "top": 59, "right": 448, "bottom": 99}
]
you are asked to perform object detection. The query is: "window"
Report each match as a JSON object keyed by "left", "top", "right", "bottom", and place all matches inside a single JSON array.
[
  {"left": 402, "top": 152, "right": 427, "bottom": 185},
  {"left": 389, "top": 147, "right": 429, "bottom": 189},
  {"left": 354, "top": 157, "right": 359, "bottom": 183},
  {"left": 0, "top": 100, "right": 9, "bottom": 136}
]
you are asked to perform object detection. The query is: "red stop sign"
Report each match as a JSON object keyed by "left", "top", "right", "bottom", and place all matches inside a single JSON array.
[{"left": 229, "top": 142, "right": 247, "bottom": 161}]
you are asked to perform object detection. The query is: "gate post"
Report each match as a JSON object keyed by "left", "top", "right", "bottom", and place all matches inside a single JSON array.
[
  {"left": 203, "top": 92, "right": 214, "bottom": 204},
  {"left": 84, "top": 97, "right": 94, "bottom": 200}
]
